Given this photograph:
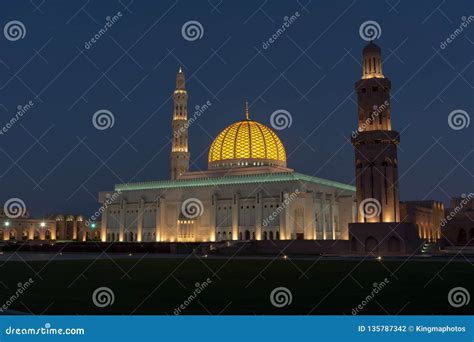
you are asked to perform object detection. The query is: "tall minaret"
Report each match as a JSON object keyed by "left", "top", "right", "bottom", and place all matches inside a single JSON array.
[
  {"left": 352, "top": 42, "right": 400, "bottom": 223},
  {"left": 170, "top": 67, "right": 190, "bottom": 180}
]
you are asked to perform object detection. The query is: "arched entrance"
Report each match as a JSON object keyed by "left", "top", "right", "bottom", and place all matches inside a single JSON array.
[
  {"left": 365, "top": 237, "right": 378, "bottom": 253},
  {"left": 457, "top": 229, "right": 467, "bottom": 245}
]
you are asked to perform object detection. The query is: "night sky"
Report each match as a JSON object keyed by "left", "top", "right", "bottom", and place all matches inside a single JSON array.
[{"left": 0, "top": 0, "right": 472, "bottom": 217}]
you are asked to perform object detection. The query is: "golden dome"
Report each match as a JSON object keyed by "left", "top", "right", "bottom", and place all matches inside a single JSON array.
[{"left": 208, "top": 117, "right": 287, "bottom": 169}]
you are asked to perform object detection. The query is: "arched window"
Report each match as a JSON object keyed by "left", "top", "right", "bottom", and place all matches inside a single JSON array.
[
  {"left": 22, "top": 230, "right": 29, "bottom": 240},
  {"left": 275, "top": 231, "right": 280, "bottom": 240},
  {"left": 469, "top": 228, "right": 474, "bottom": 245},
  {"left": 263, "top": 231, "right": 267, "bottom": 240},
  {"left": 239, "top": 232, "right": 242, "bottom": 240},
  {"left": 245, "top": 230, "right": 250, "bottom": 240},
  {"left": 0, "top": 230, "right": 3, "bottom": 240},
  {"left": 388, "top": 236, "right": 401, "bottom": 252},
  {"left": 269, "top": 231, "right": 274, "bottom": 240},
  {"left": 45, "top": 230, "right": 51, "bottom": 240},
  {"left": 129, "top": 232, "right": 134, "bottom": 242}
]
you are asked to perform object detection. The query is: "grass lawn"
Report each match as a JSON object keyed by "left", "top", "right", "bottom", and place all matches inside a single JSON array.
[{"left": 0, "top": 256, "right": 472, "bottom": 315}]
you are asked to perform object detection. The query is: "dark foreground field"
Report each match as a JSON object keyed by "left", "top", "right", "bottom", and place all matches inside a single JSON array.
[{"left": 0, "top": 254, "right": 472, "bottom": 315}]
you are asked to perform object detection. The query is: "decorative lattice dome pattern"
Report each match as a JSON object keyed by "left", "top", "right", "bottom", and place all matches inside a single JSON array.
[{"left": 208, "top": 119, "right": 286, "bottom": 169}]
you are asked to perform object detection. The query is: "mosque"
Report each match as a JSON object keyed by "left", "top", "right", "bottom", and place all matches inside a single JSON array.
[
  {"left": 94, "top": 41, "right": 447, "bottom": 255},
  {"left": 4, "top": 42, "right": 466, "bottom": 255}
]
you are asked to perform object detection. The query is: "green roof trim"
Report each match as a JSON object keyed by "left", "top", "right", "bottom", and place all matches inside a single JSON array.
[{"left": 114, "top": 172, "right": 355, "bottom": 192}]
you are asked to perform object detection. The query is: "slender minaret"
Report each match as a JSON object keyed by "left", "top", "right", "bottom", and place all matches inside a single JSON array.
[
  {"left": 170, "top": 67, "right": 190, "bottom": 180},
  {"left": 352, "top": 42, "right": 400, "bottom": 223}
]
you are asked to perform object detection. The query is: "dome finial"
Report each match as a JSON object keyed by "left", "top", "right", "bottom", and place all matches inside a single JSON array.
[{"left": 245, "top": 101, "right": 250, "bottom": 120}]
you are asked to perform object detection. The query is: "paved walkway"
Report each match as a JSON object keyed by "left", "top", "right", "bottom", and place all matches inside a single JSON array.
[{"left": 0, "top": 251, "right": 473, "bottom": 262}]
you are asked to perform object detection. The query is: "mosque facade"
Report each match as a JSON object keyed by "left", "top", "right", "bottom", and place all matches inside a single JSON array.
[{"left": 3, "top": 42, "right": 465, "bottom": 255}]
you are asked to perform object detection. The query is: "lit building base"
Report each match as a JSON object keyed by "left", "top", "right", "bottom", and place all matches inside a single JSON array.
[{"left": 349, "top": 222, "right": 422, "bottom": 256}]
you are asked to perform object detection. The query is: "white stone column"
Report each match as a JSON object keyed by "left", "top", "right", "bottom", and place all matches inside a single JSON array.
[
  {"left": 320, "top": 192, "right": 327, "bottom": 240},
  {"left": 101, "top": 205, "right": 108, "bottom": 242},
  {"left": 255, "top": 191, "right": 263, "bottom": 240},
  {"left": 119, "top": 199, "right": 126, "bottom": 241},
  {"left": 210, "top": 194, "right": 217, "bottom": 242},
  {"left": 304, "top": 192, "right": 316, "bottom": 240},
  {"left": 329, "top": 194, "right": 335, "bottom": 240},
  {"left": 231, "top": 193, "right": 239, "bottom": 240},
  {"left": 137, "top": 198, "right": 144, "bottom": 242}
]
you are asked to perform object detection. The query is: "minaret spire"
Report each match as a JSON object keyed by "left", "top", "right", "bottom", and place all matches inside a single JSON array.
[
  {"left": 245, "top": 101, "right": 250, "bottom": 120},
  {"left": 170, "top": 67, "right": 190, "bottom": 180},
  {"left": 352, "top": 42, "right": 400, "bottom": 223}
]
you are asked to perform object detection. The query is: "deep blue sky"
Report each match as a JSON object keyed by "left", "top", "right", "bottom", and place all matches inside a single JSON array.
[{"left": 0, "top": 0, "right": 472, "bottom": 217}]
